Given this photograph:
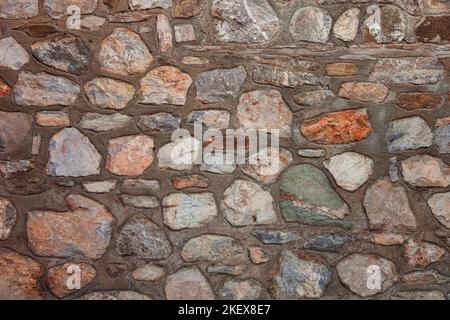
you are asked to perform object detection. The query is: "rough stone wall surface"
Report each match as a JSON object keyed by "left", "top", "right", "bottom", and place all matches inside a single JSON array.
[{"left": 0, "top": 0, "right": 450, "bottom": 300}]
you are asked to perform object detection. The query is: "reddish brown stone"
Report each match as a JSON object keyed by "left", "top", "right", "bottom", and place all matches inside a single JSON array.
[
  {"left": 396, "top": 92, "right": 443, "bottom": 111},
  {"left": 47, "top": 262, "right": 97, "bottom": 298},
  {"left": 0, "top": 111, "right": 32, "bottom": 154},
  {"left": 171, "top": 175, "right": 209, "bottom": 189},
  {"left": 403, "top": 240, "right": 446, "bottom": 268},
  {"left": 175, "top": 0, "right": 203, "bottom": 17},
  {"left": 300, "top": 109, "right": 372, "bottom": 144},
  {"left": 0, "top": 78, "right": 11, "bottom": 97},
  {"left": 325, "top": 63, "right": 358, "bottom": 76},
  {"left": 416, "top": 16, "right": 450, "bottom": 43}
]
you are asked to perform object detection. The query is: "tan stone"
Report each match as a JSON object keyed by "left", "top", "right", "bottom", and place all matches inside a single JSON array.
[
  {"left": 401, "top": 154, "right": 450, "bottom": 187},
  {"left": 325, "top": 63, "right": 358, "bottom": 76},
  {"left": 165, "top": 268, "right": 214, "bottom": 300},
  {"left": 36, "top": 111, "right": 70, "bottom": 127},
  {"left": 171, "top": 175, "right": 208, "bottom": 189},
  {"left": 338, "top": 82, "right": 389, "bottom": 103},
  {"left": 47, "top": 262, "right": 96, "bottom": 298}
]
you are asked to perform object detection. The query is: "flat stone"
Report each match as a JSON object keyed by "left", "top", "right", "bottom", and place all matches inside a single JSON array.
[
  {"left": 187, "top": 110, "right": 231, "bottom": 130},
  {"left": 82, "top": 180, "right": 117, "bottom": 193},
  {"left": 31, "top": 36, "right": 90, "bottom": 75},
  {"left": 324, "top": 152, "right": 374, "bottom": 191},
  {"left": 182, "top": 56, "right": 209, "bottom": 65},
  {"left": 162, "top": 192, "right": 217, "bottom": 230},
  {"left": 137, "top": 66, "right": 192, "bottom": 105},
  {"left": 0, "top": 197, "right": 17, "bottom": 240},
  {"left": 120, "top": 195, "right": 158, "bottom": 208},
  {"left": 14, "top": 71, "right": 80, "bottom": 107},
  {"left": 294, "top": 90, "right": 335, "bottom": 107},
  {"left": 174, "top": 24, "right": 196, "bottom": 42},
  {"left": 0, "top": 249, "right": 43, "bottom": 300},
  {"left": 157, "top": 136, "right": 202, "bottom": 170},
  {"left": 107, "top": 11, "right": 154, "bottom": 23},
  {"left": 135, "top": 113, "right": 180, "bottom": 133},
  {"left": 115, "top": 215, "right": 172, "bottom": 259},
  {"left": 156, "top": 14, "right": 172, "bottom": 53},
  {"left": 221, "top": 180, "right": 277, "bottom": 226},
  {"left": 132, "top": 265, "right": 166, "bottom": 281},
  {"left": 363, "top": 178, "right": 417, "bottom": 232},
  {"left": 211, "top": 0, "right": 280, "bottom": 44},
  {"left": 279, "top": 164, "right": 351, "bottom": 228},
  {"left": 43, "top": 0, "right": 98, "bottom": 19},
  {"left": 396, "top": 92, "right": 443, "bottom": 111},
  {"left": 36, "top": 111, "right": 70, "bottom": 127},
  {"left": 248, "top": 246, "right": 271, "bottom": 264},
  {"left": 403, "top": 270, "right": 450, "bottom": 286},
  {"left": 122, "top": 179, "right": 160, "bottom": 194},
  {"left": 27, "top": 195, "right": 115, "bottom": 259},
  {"left": 0, "top": 160, "right": 34, "bottom": 178},
  {"left": 181, "top": 234, "right": 243, "bottom": 262},
  {"left": 47, "top": 128, "right": 102, "bottom": 177},
  {"left": 401, "top": 154, "right": 450, "bottom": 187},
  {"left": 394, "top": 290, "right": 446, "bottom": 300},
  {"left": 81, "top": 15, "right": 106, "bottom": 30},
  {"left": 252, "top": 64, "right": 328, "bottom": 88},
  {"left": 333, "top": 8, "right": 360, "bottom": 41},
  {"left": 403, "top": 240, "right": 446, "bottom": 268},
  {"left": 325, "top": 63, "right": 358, "bottom": 76},
  {"left": 428, "top": 192, "right": 450, "bottom": 228},
  {"left": 336, "top": 254, "right": 398, "bottom": 297},
  {"left": 252, "top": 230, "right": 300, "bottom": 244},
  {"left": 80, "top": 113, "right": 132, "bottom": 132},
  {"left": 303, "top": 233, "right": 356, "bottom": 252},
  {"left": 0, "top": 78, "right": 11, "bottom": 97},
  {"left": 99, "top": 28, "right": 153, "bottom": 76},
  {"left": 416, "top": 15, "right": 450, "bottom": 42},
  {"left": 0, "top": 37, "right": 29, "bottom": 70},
  {"left": 195, "top": 66, "right": 246, "bottom": 103},
  {"left": 84, "top": 78, "right": 135, "bottom": 110},
  {"left": 0, "top": 111, "right": 32, "bottom": 154},
  {"left": 0, "top": 0, "right": 39, "bottom": 19},
  {"left": 165, "top": 268, "right": 214, "bottom": 300},
  {"left": 273, "top": 250, "right": 331, "bottom": 299},
  {"left": 47, "top": 262, "right": 96, "bottom": 298},
  {"left": 338, "top": 82, "right": 389, "bottom": 103},
  {"left": 129, "top": 0, "right": 172, "bottom": 10},
  {"left": 386, "top": 116, "right": 433, "bottom": 152},
  {"left": 300, "top": 109, "right": 372, "bottom": 145},
  {"left": 369, "top": 57, "right": 444, "bottom": 85},
  {"left": 290, "top": 6, "right": 332, "bottom": 43},
  {"left": 219, "top": 279, "right": 267, "bottom": 300},
  {"left": 363, "top": 4, "right": 406, "bottom": 43},
  {"left": 369, "top": 232, "right": 405, "bottom": 245},
  {"left": 207, "top": 265, "right": 247, "bottom": 275},
  {"left": 80, "top": 290, "right": 152, "bottom": 300},
  {"left": 436, "top": 117, "right": 450, "bottom": 153},
  {"left": 106, "top": 135, "right": 154, "bottom": 177},
  {"left": 172, "top": 175, "right": 208, "bottom": 189},
  {"left": 175, "top": 0, "right": 203, "bottom": 17},
  {"left": 297, "top": 149, "right": 326, "bottom": 158}
]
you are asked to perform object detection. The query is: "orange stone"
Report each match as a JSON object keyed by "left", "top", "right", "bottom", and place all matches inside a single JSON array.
[
  {"left": 396, "top": 92, "right": 443, "bottom": 111},
  {"left": 325, "top": 63, "right": 358, "bottom": 76},
  {"left": 47, "top": 262, "right": 96, "bottom": 298},
  {"left": 171, "top": 175, "right": 209, "bottom": 189},
  {"left": 0, "top": 78, "right": 11, "bottom": 97},
  {"left": 300, "top": 109, "right": 372, "bottom": 144},
  {"left": 338, "top": 82, "right": 389, "bottom": 103}
]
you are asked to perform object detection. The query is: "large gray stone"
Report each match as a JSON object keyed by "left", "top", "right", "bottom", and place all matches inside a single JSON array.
[
  {"left": 289, "top": 6, "right": 332, "bottom": 43},
  {"left": 386, "top": 116, "right": 433, "bottom": 152},
  {"left": 195, "top": 67, "right": 246, "bottom": 103}
]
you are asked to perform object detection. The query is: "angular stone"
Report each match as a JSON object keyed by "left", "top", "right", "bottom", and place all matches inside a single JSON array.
[
  {"left": 129, "top": 0, "right": 172, "bottom": 10},
  {"left": 200, "top": 152, "right": 236, "bottom": 174},
  {"left": 207, "top": 265, "right": 247, "bottom": 275},
  {"left": 47, "top": 128, "right": 101, "bottom": 177},
  {"left": 211, "top": 0, "right": 280, "bottom": 44},
  {"left": 401, "top": 154, "right": 450, "bottom": 187},
  {"left": 274, "top": 250, "right": 331, "bottom": 299},
  {"left": 137, "top": 66, "right": 192, "bottom": 105},
  {"left": 436, "top": 117, "right": 450, "bottom": 154},
  {"left": 0, "top": 111, "right": 32, "bottom": 154},
  {"left": 252, "top": 64, "right": 327, "bottom": 88},
  {"left": 300, "top": 109, "right": 372, "bottom": 145},
  {"left": 174, "top": 24, "right": 196, "bottom": 42},
  {"left": 99, "top": 28, "right": 153, "bottom": 76},
  {"left": 219, "top": 279, "right": 267, "bottom": 300},
  {"left": 36, "top": 111, "right": 70, "bottom": 127},
  {"left": 252, "top": 230, "right": 300, "bottom": 244},
  {"left": 333, "top": 8, "right": 360, "bottom": 42},
  {"left": 135, "top": 113, "right": 180, "bottom": 133},
  {"left": 386, "top": 116, "right": 433, "bottom": 152},
  {"left": 0, "top": 249, "right": 43, "bottom": 300},
  {"left": 122, "top": 179, "right": 160, "bottom": 194},
  {"left": 0, "top": 197, "right": 17, "bottom": 240},
  {"left": 43, "top": 0, "right": 98, "bottom": 19},
  {"left": 369, "top": 57, "right": 444, "bottom": 85},
  {"left": 47, "top": 262, "right": 96, "bottom": 298},
  {"left": 31, "top": 37, "right": 90, "bottom": 75},
  {"left": 115, "top": 215, "right": 172, "bottom": 259},
  {"left": 403, "top": 240, "right": 446, "bottom": 268},
  {"left": 187, "top": 110, "right": 231, "bottom": 130},
  {"left": 294, "top": 90, "right": 335, "bottom": 107},
  {"left": 172, "top": 175, "right": 208, "bottom": 189},
  {"left": 0, "top": 78, "right": 11, "bottom": 97},
  {"left": 324, "top": 152, "right": 374, "bottom": 191},
  {"left": 81, "top": 15, "right": 106, "bottom": 30},
  {"left": 325, "top": 63, "right": 358, "bottom": 76},
  {"left": 181, "top": 234, "right": 243, "bottom": 262},
  {"left": 237, "top": 90, "right": 293, "bottom": 137},
  {"left": 369, "top": 232, "right": 405, "bottom": 245},
  {"left": 132, "top": 265, "right": 165, "bottom": 281},
  {"left": 157, "top": 136, "right": 201, "bottom": 170},
  {"left": 120, "top": 195, "right": 158, "bottom": 208},
  {"left": 165, "top": 268, "right": 214, "bottom": 300},
  {"left": 80, "top": 113, "right": 132, "bottom": 132},
  {"left": 0, "top": 37, "right": 29, "bottom": 70},
  {"left": 106, "top": 135, "right": 154, "bottom": 177},
  {"left": 290, "top": 6, "right": 332, "bottom": 43},
  {"left": 363, "top": 178, "right": 417, "bottom": 232},
  {"left": 221, "top": 180, "right": 277, "bottom": 226},
  {"left": 363, "top": 4, "right": 406, "bottom": 43},
  {"left": 303, "top": 233, "right": 356, "bottom": 252},
  {"left": 80, "top": 290, "right": 152, "bottom": 300},
  {"left": 396, "top": 92, "right": 443, "bottom": 111},
  {"left": 0, "top": 0, "right": 39, "bottom": 19},
  {"left": 175, "top": 0, "right": 203, "bottom": 17},
  {"left": 280, "top": 164, "right": 351, "bottom": 228},
  {"left": 27, "top": 195, "right": 115, "bottom": 259},
  {"left": 162, "top": 193, "right": 217, "bottom": 230},
  {"left": 248, "top": 246, "right": 271, "bottom": 264},
  {"left": 394, "top": 290, "right": 446, "bottom": 300},
  {"left": 416, "top": 15, "right": 450, "bottom": 42},
  {"left": 428, "top": 192, "right": 450, "bottom": 228},
  {"left": 156, "top": 14, "right": 172, "bottom": 53},
  {"left": 403, "top": 270, "right": 450, "bottom": 286},
  {"left": 84, "top": 78, "right": 135, "bottom": 110},
  {"left": 297, "top": 149, "right": 326, "bottom": 158},
  {"left": 195, "top": 66, "right": 246, "bottom": 103},
  {"left": 82, "top": 180, "right": 117, "bottom": 193},
  {"left": 336, "top": 254, "right": 398, "bottom": 297},
  {"left": 338, "top": 82, "right": 389, "bottom": 103},
  {"left": 14, "top": 71, "right": 80, "bottom": 107}
]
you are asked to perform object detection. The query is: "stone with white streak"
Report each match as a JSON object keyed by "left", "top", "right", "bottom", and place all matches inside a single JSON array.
[
  {"left": 363, "top": 4, "right": 406, "bottom": 43},
  {"left": 157, "top": 137, "right": 201, "bottom": 170}
]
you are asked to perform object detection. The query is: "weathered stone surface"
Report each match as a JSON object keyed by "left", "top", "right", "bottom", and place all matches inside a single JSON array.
[
  {"left": 36, "top": 111, "right": 70, "bottom": 127},
  {"left": 115, "top": 215, "right": 171, "bottom": 259},
  {"left": 252, "top": 230, "right": 300, "bottom": 244},
  {"left": 369, "top": 232, "right": 405, "bottom": 246},
  {"left": 325, "top": 63, "right": 358, "bottom": 76},
  {"left": 207, "top": 265, "right": 247, "bottom": 275},
  {"left": 0, "top": 249, "right": 43, "bottom": 300},
  {"left": 0, "top": 37, "right": 29, "bottom": 70},
  {"left": 27, "top": 195, "right": 115, "bottom": 259},
  {"left": 221, "top": 180, "right": 277, "bottom": 226},
  {"left": 403, "top": 270, "right": 450, "bottom": 286},
  {"left": 394, "top": 290, "right": 446, "bottom": 300},
  {"left": 0, "top": 78, "right": 11, "bottom": 97},
  {"left": 0, "top": 111, "right": 32, "bottom": 154},
  {"left": 80, "top": 290, "right": 152, "bottom": 300},
  {"left": 219, "top": 279, "right": 267, "bottom": 300},
  {"left": 165, "top": 268, "right": 214, "bottom": 300},
  {"left": 84, "top": 78, "right": 135, "bottom": 110},
  {"left": 211, "top": 0, "right": 280, "bottom": 44},
  {"left": 0, "top": 160, "right": 34, "bottom": 178},
  {"left": 81, "top": 15, "right": 106, "bottom": 30},
  {"left": 135, "top": 113, "right": 180, "bottom": 133},
  {"left": 386, "top": 116, "right": 433, "bottom": 152},
  {"left": 106, "top": 135, "right": 154, "bottom": 177},
  {"left": 363, "top": 4, "right": 406, "bottom": 43},
  {"left": 273, "top": 250, "right": 331, "bottom": 299},
  {"left": 47, "top": 262, "right": 96, "bottom": 298},
  {"left": 182, "top": 56, "right": 209, "bottom": 65},
  {"left": 336, "top": 254, "right": 398, "bottom": 297},
  {"left": 0, "top": 197, "right": 17, "bottom": 240},
  {"left": 122, "top": 179, "right": 160, "bottom": 194},
  {"left": 132, "top": 264, "right": 166, "bottom": 281},
  {"left": 338, "top": 82, "right": 389, "bottom": 103},
  {"left": 0, "top": 0, "right": 39, "bottom": 19},
  {"left": 156, "top": 14, "right": 173, "bottom": 52},
  {"left": 369, "top": 57, "right": 444, "bottom": 85},
  {"left": 14, "top": 71, "right": 80, "bottom": 107},
  {"left": 387, "top": 157, "right": 400, "bottom": 180},
  {"left": 181, "top": 234, "right": 243, "bottom": 262},
  {"left": 333, "top": 8, "right": 360, "bottom": 42},
  {"left": 303, "top": 234, "right": 356, "bottom": 252},
  {"left": 31, "top": 37, "right": 90, "bottom": 75},
  {"left": 324, "top": 152, "right": 374, "bottom": 192},
  {"left": 301, "top": 109, "right": 372, "bottom": 145},
  {"left": 157, "top": 136, "right": 201, "bottom": 170},
  {"left": 137, "top": 66, "right": 192, "bottom": 105},
  {"left": 99, "top": 28, "right": 153, "bottom": 76},
  {"left": 252, "top": 64, "right": 327, "bottom": 88},
  {"left": 428, "top": 192, "right": 450, "bottom": 228},
  {"left": 436, "top": 117, "right": 450, "bottom": 154},
  {"left": 401, "top": 155, "right": 450, "bottom": 187},
  {"left": 44, "top": 0, "right": 98, "bottom": 19},
  {"left": 47, "top": 128, "right": 102, "bottom": 177},
  {"left": 200, "top": 152, "right": 236, "bottom": 174},
  {"left": 294, "top": 90, "right": 334, "bottom": 107},
  {"left": 403, "top": 240, "right": 446, "bottom": 268},
  {"left": 280, "top": 164, "right": 351, "bottom": 228},
  {"left": 80, "top": 113, "right": 132, "bottom": 132},
  {"left": 364, "top": 178, "right": 417, "bottom": 232},
  {"left": 82, "top": 180, "right": 117, "bottom": 193},
  {"left": 248, "top": 246, "right": 271, "bottom": 264},
  {"left": 162, "top": 193, "right": 217, "bottom": 230},
  {"left": 298, "top": 149, "right": 326, "bottom": 158},
  {"left": 174, "top": 24, "right": 196, "bottom": 42},
  {"left": 187, "top": 110, "right": 230, "bottom": 130},
  {"left": 195, "top": 66, "right": 246, "bottom": 103},
  {"left": 289, "top": 6, "right": 332, "bottom": 43},
  {"left": 120, "top": 195, "right": 158, "bottom": 208},
  {"left": 172, "top": 175, "right": 208, "bottom": 189},
  {"left": 175, "top": 0, "right": 202, "bottom": 17},
  {"left": 396, "top": 92, "right": 443, "bottom": 111},
  {"left": 416, "top": 15, "right": 450, "bottom": 42},
  {"left": 129, "top": 0, "right": 172, "bottom": 10}
]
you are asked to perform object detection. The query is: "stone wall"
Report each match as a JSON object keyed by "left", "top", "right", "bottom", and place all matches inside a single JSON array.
[{"left": 0, "top": 0, "right": 450, "bottom": 300}]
